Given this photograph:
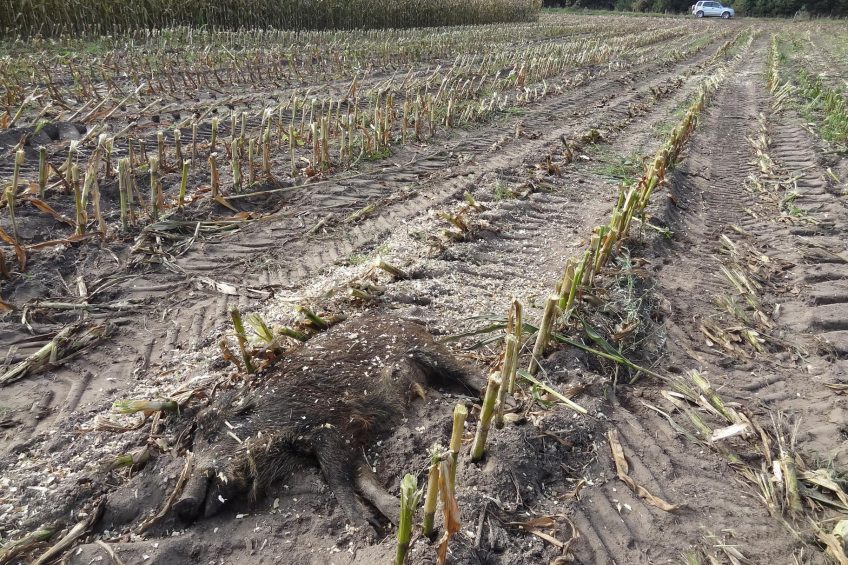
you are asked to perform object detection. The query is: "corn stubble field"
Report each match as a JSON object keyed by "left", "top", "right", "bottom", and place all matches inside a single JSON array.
[{"left": 1, "top": 5, "right": 848, "bottom": 564}]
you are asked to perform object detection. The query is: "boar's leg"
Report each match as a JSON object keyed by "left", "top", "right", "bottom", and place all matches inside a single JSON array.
[
  {"left": 313, "top": 429, "right": 382, "bottom": 532},
  {"left": 174, "top": 464, "right": 213, "bottom": 521},
  {"left": 407, "top": 345, "right": 485, "bottom": 395},
  {"left": 355, "top": 460, "right": 401, "bottom": 525}
]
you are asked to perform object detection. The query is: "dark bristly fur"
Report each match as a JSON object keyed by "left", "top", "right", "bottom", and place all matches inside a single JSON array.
[{"left": 174, "top": 312, "right": 483, "bottom": 531}]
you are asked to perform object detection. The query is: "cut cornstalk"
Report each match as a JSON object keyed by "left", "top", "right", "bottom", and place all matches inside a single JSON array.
[
  {"left": 422, "top": 444, "right": 442, "bottom": 538},
  {"left": 72, "top": 165, "right": 84, "bottom": 235},
  {"left": 37, "top": 146, "right": 47, "bottom": 198},
  {"left": 449, "top": 404, "right": 468, "bottom": 491},
  {"left": 296, "top": 305, "right": 329, "bottom": 330},
  {"left": 112, "top": 399, "right": 178, "bottom": 415},
  {"left": 230, "top": 139, "right": 242, "bottom": 190},
  {"left": 780, "top": 452, "right": 802, "bottom": 517},
  {"left": 174, "top": 128, "right": 182, "bottom": 164},
  {"left": 564, "top": 249, "right": 590, "bottom": 317},
  {"left": 157, "top": 130, "right": 166, "bottom": 169},
  {"left": 148, "top": 156, "right": 160, "bottom": 221},
  {"left": 230, "top": 308, "right": 255, "bottom": 374},
  {"left": 527, "top": 294, "right": 559, "bottom": 375},
  {"left": 374, "top": 256, "right": 407, "bottom": 279},
  {"left": 396, "top": 474, "right": 422, "bottom": 565},
  {"left": 0, "top": 527, "right": 55, "bottom": 563},
  {"left": 556, "top": 258, "right": 576, "bottom": 308},
  {"left": 248, "top": 138, "right": 256, "bottom": 184},
  {"left": 191, "top": 122, "right": 198, "bottom": 159},
  {"left": 118, "top": 158, "right": 129, "bottom": 229},
  {"left": 209, "top": 152, "right": 220, "bottom": 197},
  {"left": 210, "top": 117, "right": 218, "bottom": 152},
  {"left": 262, "top": 130, "right": 271, "bottom": 178},
  {"left": 91, "top": 168, "right": 105, "bottom": 235},
  {"left": 495, "top": 333, "right": 518, "bottom": 429},
  {"left": 471, "top": 372, "right": 502, "bottom": 463},
  {"left": 289, "top": 122, "right": 297, "bottom": 177},
  {"left": 507, "top": 299, "right": 523, "bottom": 394},
  {"left": 278, "top": 326, "right": 309, "bottom": 341},
  {"left": 179, "top": 160, "right": 190, "bottom": 208}
]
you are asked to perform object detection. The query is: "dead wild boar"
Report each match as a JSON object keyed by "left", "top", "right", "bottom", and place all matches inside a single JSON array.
[{"left": 174, "top": 312, "right": 483, "bottom": 532}]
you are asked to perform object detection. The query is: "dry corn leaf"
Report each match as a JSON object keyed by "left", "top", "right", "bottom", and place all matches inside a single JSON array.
[
  {"left": 526, "top": 528, "right": 564, "bottom": 549},
  {"left": 436, "top": 458, "right": 460, "bottom": 565},
  {"left": 27, "top": 197, "right": 74, "bottom": 226},
  {"left": 608, "top": 429, "right": 679, "bottom": 512},
  {"left": 813, "top": 522, "right": 848, "bottom": 565},
  {"left": 710, "top": 422, "right": 750, "bottom": 442},
  {"left": 505, "top": 516, "right": 558, "bottom": 529},
  {"left": 0, "top": 226, "right": 26, "bottom": 270},
  {"left": 27, "top": 233, "right": 89, "bottom": 250},
  {"left": 213, "top": 194, "right": 239, "bottom": 213},
  {"left": 825, "top": 383, "right": 848, "bottom": 394},
  {"left": 800, "top": 469, "right": 848, "bottom": 508}
]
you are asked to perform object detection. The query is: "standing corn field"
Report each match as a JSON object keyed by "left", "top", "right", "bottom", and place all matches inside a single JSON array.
[{"left": 1, "top": 0, "right": 541, "bottom": 37}]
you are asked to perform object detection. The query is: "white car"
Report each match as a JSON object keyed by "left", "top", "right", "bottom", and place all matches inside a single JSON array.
[{"left": 692, "top": 1, "right": 735, "bottom": 18}]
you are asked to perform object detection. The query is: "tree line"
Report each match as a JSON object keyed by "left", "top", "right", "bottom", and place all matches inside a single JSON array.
[{"left": 543, "top": 0, "right": 848, "bottom": 17}]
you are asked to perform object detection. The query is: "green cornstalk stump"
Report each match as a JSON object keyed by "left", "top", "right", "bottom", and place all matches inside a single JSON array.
[
  {"left": 557, "top": 259, "right": 576, "bottom": 310},
  {"left": 471, "top": 373, "right": 502, "bottom": 463},
  {"left": 37, "top": 146, "right": 47, "bottom": 198},
  {"left": 179, "top": 160, "right": 190, "bottom": 208},
  {"left": 507, "top": 300, "right": 523, "bottom": 394},
  {"left": 527, "top": 294, "right": 559, "bottom": 376},
  {"left": 395, "top": 474, "right": 422, "bottom": 565},
  {"left": 112, "top": 398, "right": 178, "bottom": 415},
  {"left": 296, "top": 305, "right": 328, "bottom": 330},
  {"left": 118, "top": 158, "right": 129, "bottom": 230},
  {"left": 449, "top": 404, "right": 468, "bottom": 491},
  {"left": 564, "top": 248, "right": 591, "bottom": 318},
  {"left": 374, "top": 256, "right": 408, "bottom": 279},
  {"left": 495, "top": 333, "right": 518, "bottom": 429},
  {"left": 422, "top": 444, "right": 442, "bottom": 538},
  {"left": 278, "top": 326, "right": 309, "bottom": 341},
  {"left": 230, "top": 308, "right": 255, "bottom": 374}
]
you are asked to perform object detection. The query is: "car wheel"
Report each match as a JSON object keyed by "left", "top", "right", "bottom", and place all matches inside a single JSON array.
[
  {"left": 721, "top": 11, "right": 730, "bottom": 17},
  {"left": 696, "top": 10, "right": 704, "bottom": 17}
]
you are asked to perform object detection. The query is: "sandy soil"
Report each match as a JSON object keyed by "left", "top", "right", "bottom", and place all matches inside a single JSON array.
[{"left": 1, "top": 15, "right": 847, "bottom": 565}]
